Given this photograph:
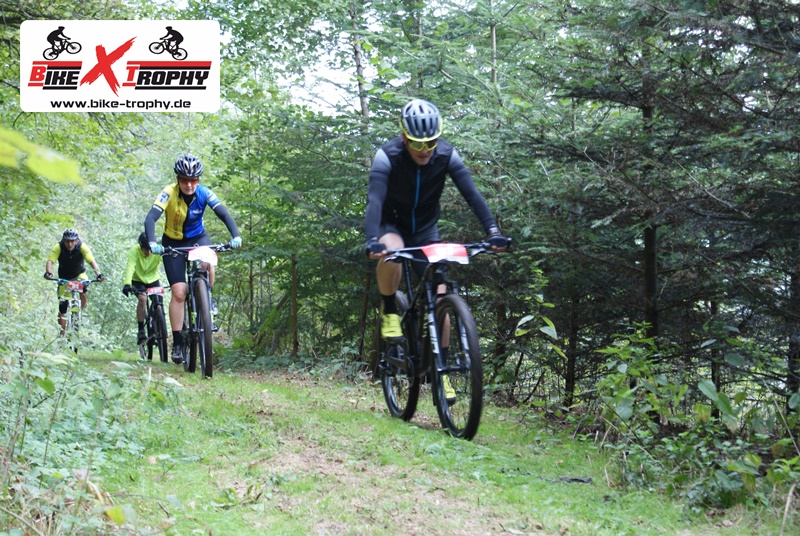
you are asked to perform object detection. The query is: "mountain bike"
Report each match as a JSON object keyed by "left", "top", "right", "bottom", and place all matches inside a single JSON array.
[
  {"left": 162, "top": 244, "right": 229, "bottom": 378},
  {"left": 43, "top": 38, "right": 82, "bottom": 60},
  {"left": 131, "top": 286, "right": 169, "bottom": 363},
  {"left": 50, "top": 277, "right": 103, "bottom": 352},
  {"left": 378, "top": 241, "right": 506, "bottom": 440},
  {"left": 148, "top": 38, "right": 188, "bottom": 60}
]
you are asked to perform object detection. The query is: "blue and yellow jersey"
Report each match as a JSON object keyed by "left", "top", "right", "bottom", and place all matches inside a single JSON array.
[{"left": 153, "top": 183, "right": 222, "bottom": 240}]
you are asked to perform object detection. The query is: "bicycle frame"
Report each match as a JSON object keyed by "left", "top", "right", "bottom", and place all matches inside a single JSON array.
[
  {"left": 378, "top": 241, "right": 502, "bottom": 439},
  {"left": 162, "top": 244, "right": 229, "bottom": 376},
  {"left": 387, "top": 243, "right": 473, "bottom": 378},
  {"left": 133, "top": 286, "right": 168, "bottom": 361}
]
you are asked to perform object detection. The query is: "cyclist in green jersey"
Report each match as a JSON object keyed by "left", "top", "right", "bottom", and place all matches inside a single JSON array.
[
  {"left": 122, "top": 233, "right": 164, "bottom": 343},
  {"left": 44, "top": 228, "right": 106, "bottom": 335}
]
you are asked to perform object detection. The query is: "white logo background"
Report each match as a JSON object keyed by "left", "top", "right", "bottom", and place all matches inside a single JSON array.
[{"left": 20, "top": 20, "right": 220, "bottom": 112}]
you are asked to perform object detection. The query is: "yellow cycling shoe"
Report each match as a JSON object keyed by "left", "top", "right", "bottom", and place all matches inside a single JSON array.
[
  {"left": 443, "top": 376, "right": 456, "bottom": 405},
  {"left": 380, "top": 313, "right": 404, "bottom": 342}
]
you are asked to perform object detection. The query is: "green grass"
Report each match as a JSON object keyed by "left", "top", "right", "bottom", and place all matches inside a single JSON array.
[{"left": 63, "top": 352, "right": 796, "bottom": 535}]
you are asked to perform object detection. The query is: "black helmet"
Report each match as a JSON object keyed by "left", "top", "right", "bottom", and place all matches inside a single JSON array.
[
  {"left": 400, "top": 99, "right": 442, "bottom": 141},
  {"left": 138, "top": 232, "right": 149, "bottom": 249},
  {"left": 58, "top": 26, "right": 65, "bottom": 30},
  {"left": 62, "top": 228, "right": 79, "bottom": 241},
  {"left": 173, "top": 154, "right": 204, "bottom": 177}
]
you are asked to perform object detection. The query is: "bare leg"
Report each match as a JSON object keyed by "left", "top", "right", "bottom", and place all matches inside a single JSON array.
[
  {"left": 376, "top": 232, "right": 404, "bottom": 296},
  {"left": 170, "top": 283, "right": 187, "bottom": 332},
  {"left": 137, "top": 293, "right": 147, "bottom": 323}
]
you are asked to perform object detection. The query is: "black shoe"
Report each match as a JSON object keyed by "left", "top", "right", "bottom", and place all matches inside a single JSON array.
[{"left": 171, "top": 345, "right": 185, "bottom": 364}]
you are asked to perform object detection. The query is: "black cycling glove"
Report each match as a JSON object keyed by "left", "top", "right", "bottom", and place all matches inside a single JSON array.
[
  {"left": 486, "top": 230, "right": 511, "bottom": 249},
  {"left": 365, "top": 238, "right": 387, "bottom": 257},
  {"left": 122, "top": 284, "right": 133, "bottom": 297}
]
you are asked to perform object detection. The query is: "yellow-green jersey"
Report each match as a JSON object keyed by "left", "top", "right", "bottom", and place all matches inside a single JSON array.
[
  {"left": 123, "top": 244, "right": 161, "bottom": 285},
  {"left": 47, "top": 240, "right": 95, "bottom": 280}
]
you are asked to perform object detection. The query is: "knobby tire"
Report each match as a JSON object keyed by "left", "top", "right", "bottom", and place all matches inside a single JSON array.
[
  {"left": 191, "top": 279, "right": 214, "bottom": 378},
  {"left": 184, "top": 297, "right": 196, "bottom": 373},
  {"left": 433, "top": 294, "right": 483, "bottom": 440},
  {"left": 380, "top": 291, "right": 420, "bottom": 420},
  {"left": 154, "top": 303, "right": 169, "bottom": 363}
]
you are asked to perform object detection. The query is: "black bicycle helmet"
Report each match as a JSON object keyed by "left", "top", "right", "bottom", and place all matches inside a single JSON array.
[
  {"left": 400, "top": 99, "right": 442, "bottom": 141},
  {"left": 138, "top": 232, "right": 149, "bottom": 249},
  {"left": 62, "top": 228, "right": 79, "bottom": 241},
  {"left": 173, "top": 154, "right": 204, "bottom": 177}
]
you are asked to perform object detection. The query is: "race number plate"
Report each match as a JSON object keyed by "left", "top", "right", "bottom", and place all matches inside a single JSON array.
[
  {"left": 187, "top": 246, "right": 218, "bottom": 266},
  {"left": 421, "top": 243, "right": 469, "bottom": 264}
]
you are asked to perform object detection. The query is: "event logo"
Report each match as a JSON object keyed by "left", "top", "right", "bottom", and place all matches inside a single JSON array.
[{"left": 20, "top": 21, "right": 220, "bottom": 112}]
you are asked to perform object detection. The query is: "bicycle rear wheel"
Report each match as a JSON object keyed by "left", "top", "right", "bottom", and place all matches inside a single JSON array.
[
  {"left": 432, "top": 294, "right": 483, "bottom": 440},
  {"left": 379, "top": 291, "right": 420, "bottom": 420},
  {"left": 153, "top": 303, "right": 169, "bottom": 363},
  {"left": 145, "top": 311, "right": 155, "bottom": 361},
  {"left": 189, "top": 279, "right": 214, "bottom": 378}
]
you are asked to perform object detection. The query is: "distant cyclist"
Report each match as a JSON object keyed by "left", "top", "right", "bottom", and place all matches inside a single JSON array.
[
  {"left": 122, "top": 233, "right": 163, "bottom": 344},
  {"left": 44, "top": 229, "right": 106, "bottom": 336},
  {"left": 364, "top": 98, "right": 510, "bottom": 342},
  {"left": 159, "top": 26, "right": 183, "bottom": 52},
  {"left": 46, "top": 26, "right": 69, "bottom": 52},
  {"left": 144, "top": 154, "right": 242, "bottom": 364}
]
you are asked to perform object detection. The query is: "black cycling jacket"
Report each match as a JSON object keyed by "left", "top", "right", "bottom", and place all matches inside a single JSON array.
[{"left": 364, "top": 137, "right": 497, "bottom": 241}]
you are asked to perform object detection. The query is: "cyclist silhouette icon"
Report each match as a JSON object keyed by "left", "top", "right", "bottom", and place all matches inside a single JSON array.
[
  {"left": 43, "top": 26, "right": 82, "bottom": 60},
  {"left": 149, "top": 26, "right": 188, "bottom": 60}
]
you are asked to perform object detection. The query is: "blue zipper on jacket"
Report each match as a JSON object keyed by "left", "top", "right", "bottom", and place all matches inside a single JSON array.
[{"left": 411, "top": 166, "right": 420, "bottom": 234}]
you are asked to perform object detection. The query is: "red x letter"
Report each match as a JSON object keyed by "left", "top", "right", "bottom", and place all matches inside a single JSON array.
[{"left": 80, "top": 38, "right": 136, "bottom": 96}]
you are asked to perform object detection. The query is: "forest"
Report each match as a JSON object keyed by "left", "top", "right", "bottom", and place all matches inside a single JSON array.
[{"left": 2, "top": 0, "right": 800, "bottom": 528}]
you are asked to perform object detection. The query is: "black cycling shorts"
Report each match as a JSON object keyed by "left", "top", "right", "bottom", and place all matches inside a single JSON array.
[
  {"left": 379, "top": 223, "right": 441, "bottom": 280},
  {"left": 161, "top": 232, "right": 211, "bottom": 286},
  {"left": 132, "top": 280, "right": 162, "bottom": 293}
]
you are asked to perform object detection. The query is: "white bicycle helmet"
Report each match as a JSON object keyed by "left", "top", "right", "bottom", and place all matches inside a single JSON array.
[{"left": 400, "top": 99, "right": 442, "bottom": 141}]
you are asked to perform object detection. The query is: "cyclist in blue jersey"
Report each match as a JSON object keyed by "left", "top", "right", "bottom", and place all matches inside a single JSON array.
[
  {"left": 364, "top": 99, "right": 510, "bottom": 342},
  {"left": 144, "top": 154, "right": 242, "bottom": 364}
]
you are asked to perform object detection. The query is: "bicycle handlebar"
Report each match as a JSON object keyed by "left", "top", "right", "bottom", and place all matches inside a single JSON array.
[
  {"left": 385, "top": 239, "right": 512, "bottom": 263},
  {"left": 160, "top": 243, "right": 232, "bottom": 257},
  {"left": 49, "top": 277, "right": 105, "bottom": 284}
]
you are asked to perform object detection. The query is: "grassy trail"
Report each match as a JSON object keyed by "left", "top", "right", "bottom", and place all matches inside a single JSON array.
[{"left": 81, "top": 353, "right": 783, "bottom": 535}]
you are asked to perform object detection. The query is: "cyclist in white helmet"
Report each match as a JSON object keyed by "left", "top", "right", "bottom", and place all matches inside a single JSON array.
[
  {"left": 144, "top": 154, "right": 242, "bottom": 364},
  {"left": 364, "top": 99, "right": 510, "bottom": 343}
]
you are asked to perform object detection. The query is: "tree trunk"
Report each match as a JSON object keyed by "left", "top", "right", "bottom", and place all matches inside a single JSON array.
[
  {"left": 291, "top": 253, "right": 298, "bottom": 358},
  {"left": 643, "top": 224, "right": 659, "bottom": 337},
  {"left": 788, "top": 271, "right": 800, "bottom": 410},
  {"left": 357, "top": 267, "right": 371, "bottom": 360},
  {"left": 564, "top": 294, "right": 579, "bottom": 408}
]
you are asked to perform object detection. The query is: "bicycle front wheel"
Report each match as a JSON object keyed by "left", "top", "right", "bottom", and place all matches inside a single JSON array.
[
  {"left": 153, "top": 303, "right": 169, "bottom": 363},
  {"left": 190, "top": 279, "right": 214, "bottom": 378},
  {"left": 379, "top": 291, "right": 420, "bottom": 420},
  {"left": 433, "top": 294, "right": 483, "bottom": 440}
]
